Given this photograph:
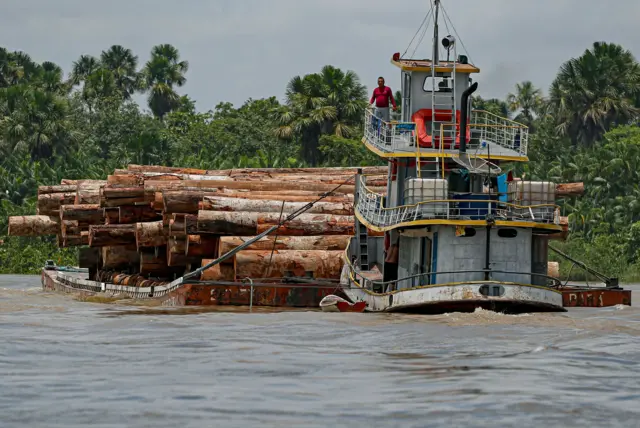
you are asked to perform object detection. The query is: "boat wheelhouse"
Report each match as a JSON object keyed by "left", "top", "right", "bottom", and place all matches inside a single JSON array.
[{"left": 342, "top": 0, "right": 566, "bottom": 313}]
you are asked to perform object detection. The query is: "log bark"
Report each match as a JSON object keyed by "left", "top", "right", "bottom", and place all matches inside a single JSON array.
[
  {"left": 201, "top": 196, "right": 353, "bottom": 216},
  {"left": 548, "top": 261, "right": 560, "bottom": 279},
  {"left": 61, "top": 220, "right": 80, "bottom": 237},
  {"left": 60, "top": 179, "right": 78, "bottom": 185},
  {"left": 185, "top": 235, "right": 219, "bottom": 258},
  {"left": 119, "top": 205, "right": 160, "bottom": 224},
  {"left": 185, "top": 214, "right": 198, "bottom": 235},
  {"left": 75, "top": 180, "right": 107, "bottom": 204},
  {"left": 153, "top": 192, "right": 164, "bottom": 211},
  {"left": 8, "top": 215, "right": 59, "bottom": 236},
  {"left": 219, "top": 236, "right": 351, "bottom": 254},
  {"left": 197, "top": 211, "right": 354, "bottom": 236},
  {"left": 201, "top": 250, "right": 344, "bottom": 280},
  {"left": 145, "top": 179, "right": 358, "bottom": 199},
  {"left": 549, "top": 216, "right": 569, "bottom": 241},
  {"left": 104, "top": 208, "right": 120, "bottom": 224},
  {"left": 135, "top": 221, "right": 167, "bottom": 248},
  {"left": 89, "top": 224, "right": 136, "bottom": 247},
  {"left": 100, "top": 186, "right": 146, "bottom": 207},
  {"left": 169, "top": 214, "right": 187, "bottom": 237},
  {"left": 127, "top": 164, "right": 387, "bottom": 176},
  {"left": 102, "top": 245, "right": 140, "bottom": 269},
  {"left": 164, "top": 190, "right": 352, "bottom": 214},
  {"left": 38, "top": 185, "right": 77, "bottom": 195},
  {"left": 555, "top": 182, "right": 584, "bottom": 197},
  {"left": 60, "top": 204, "right": 104, "bottom": 225},
  {"left": 62, "top": 231, "right": 90, "bottom": 247},
  {"left": 139, "top": 250, "right": 167, "bottom": 275},
  {"left": 37, "top": 192, "right": 76, "bottom": 215},
  {"left": 166, "top": 237, "right": 200, "bottom": 267}
]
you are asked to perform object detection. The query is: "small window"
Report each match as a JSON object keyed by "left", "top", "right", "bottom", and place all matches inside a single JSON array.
[
  {"left": 498, "top": 229, "right": 518, "bottom": 238},
  {"left": 423, "top": 76, "right": 451, "bottom": 92},
  {"left": 457, "top": 227, "right": 476, "bottom": 237}
]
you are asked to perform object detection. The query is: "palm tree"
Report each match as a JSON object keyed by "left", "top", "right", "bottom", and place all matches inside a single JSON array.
[
  {"left": 507, "top": 81, "right": 543, "bottom": 125},
  {"left": 142, "top": 44, "right": 189, "bottom": 119},
  {"left": 100, "top": 45, "right": 140, "bottom": 99},
  {"left": 472, "top": 96, "right": 510, "bottom": 118},
  {"left": 274, "top": 65, "right": 367, "bottom": 165},
  {"left": 549, "top": 42, "right": 640, "bottom": 147},
  {"left": 69, "top": 55, "right": 99, "bottom": 86}
]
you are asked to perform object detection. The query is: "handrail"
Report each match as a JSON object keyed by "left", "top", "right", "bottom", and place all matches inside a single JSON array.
[
  {"left": 358, "top": 176, "right": 560, "bottom": 215},
  {"left": 341, "top": 240, "right": 561, "bottom": 293}
]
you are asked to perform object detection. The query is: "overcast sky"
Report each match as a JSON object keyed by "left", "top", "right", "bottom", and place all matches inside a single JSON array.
[{"left": 3, "top": 0, "right": 639, "bottom": 112}]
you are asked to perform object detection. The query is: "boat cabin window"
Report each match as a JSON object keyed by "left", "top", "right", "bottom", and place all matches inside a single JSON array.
[
  {"left": 497, "top": 229, "right": 518, "bottom": 238},
  {"left": 423, "top": 76, "right": 451, "bottom": 93},
  {"left": 457, "top": 227, "right": 476, "bottom": 237}
]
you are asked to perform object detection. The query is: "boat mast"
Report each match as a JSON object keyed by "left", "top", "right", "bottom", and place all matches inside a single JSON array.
[{"left": 433, "top": 0, "right": 440, "bottom": 65}]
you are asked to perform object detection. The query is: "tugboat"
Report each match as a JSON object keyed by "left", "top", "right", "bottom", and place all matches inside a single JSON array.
[{"left": 341, "top": 0, "right": 574, "bottom": 313}]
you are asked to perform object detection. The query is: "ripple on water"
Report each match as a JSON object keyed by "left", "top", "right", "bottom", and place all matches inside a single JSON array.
[{"left": 1, "top": 276, "right": 640, "bottom": 428}]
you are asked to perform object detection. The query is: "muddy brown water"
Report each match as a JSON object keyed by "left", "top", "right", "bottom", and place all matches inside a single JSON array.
[{"left": 1, "top": 275, "right": 639, "bottom": 427}]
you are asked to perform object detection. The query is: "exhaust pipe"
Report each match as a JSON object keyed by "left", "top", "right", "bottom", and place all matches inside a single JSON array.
[{"left": 459, "top": 82, "right": 478, "bottom": 153}]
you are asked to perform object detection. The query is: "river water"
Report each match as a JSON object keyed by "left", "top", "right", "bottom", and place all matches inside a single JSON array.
[{"left": 1, "top": 275, "right": 639, "bottom": 427}]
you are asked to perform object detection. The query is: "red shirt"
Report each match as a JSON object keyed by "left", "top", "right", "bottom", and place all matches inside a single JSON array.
[{"left": 370, "top": 86, "right": 397, "bottom": 108}]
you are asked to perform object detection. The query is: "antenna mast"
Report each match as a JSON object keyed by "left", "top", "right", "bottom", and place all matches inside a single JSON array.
[{"left": 433, "top": 0, "right": 440, "bottom": 64}]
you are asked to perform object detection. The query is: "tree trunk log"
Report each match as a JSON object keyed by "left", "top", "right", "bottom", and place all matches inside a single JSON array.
[
  {"left": 166, "top": 237, "right": 200, "bottom": 267},
  {"left": 135, "top": 221, "right": 167, "bottom": 248},
  {"left": 197, "top": 211, "right": 354, "bottom": 236},
  {"left": 61, "top": 220, "right": 80, "bottom": 237},
  {"left": 62, "top": 231, "right": 90, "bottom": 247},
  {"left": 201, "top": 196, "right": 353, "bottom": 216},
  {"left": 102, "top": 245, "right": 140, "bottom": 269},
  {"left": 119, "top": 205, "right": 160, "bottom": 224},
  {"left": 38, "top": 185, "right": 77, "bottom": 195},
  {"left": 60, "top": 179, "right": 78, "bottom": 185},
  {"left": 8, "top": 215, "right": 59, "bottom": 236},
  {"left": 548, "top": 261, "right": 560, "bottom": 279},
  {"left": 549, "top": 216, "right": 569, "bottom": 241},
  {"left": 145, "top": 180, "right": 358, "bottom": 199},
  {"left": 185, "top": 235, "right": 219, "bottom": 258},
  {"left": 89, "top": 224, "right": 136, "bottom": 247},
  {"left": 104, "top": 208, "right": 120, "bottom": 224},
  {"left": 127, "top": 164, "right": 387, "bottom": 176},
  {"left": 75, "top": 180, "right": 107, "bottom": 204},
  {"left": 555, "top": 182, "right": 584, "bottom": 197},
  {"left": 169, "top": 214, "right": 187, "bottom": 237},
  {"left": 139, "top": 249, "right": 184, "bottom": 278},
  {"left": 37, "top": 192, "right": 76, "bottom": 216},
  {"left": 201, "top": 250, "right": 344, "bottom": 280},
  {"left": 219, "top": 236, "right": 351, "bottom": 254},
  {"left": 60, "top": 204, "right": 104, "bottom": 225}
]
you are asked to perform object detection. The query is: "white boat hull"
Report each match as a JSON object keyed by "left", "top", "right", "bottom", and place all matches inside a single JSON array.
[{"left": 342, "top": 281, "right": 565, "bottom": 314}]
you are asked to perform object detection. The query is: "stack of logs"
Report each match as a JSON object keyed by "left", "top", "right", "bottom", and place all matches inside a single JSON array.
[
  {"left": 7, "top": 164, "right": 582, "bottom": 284},
  {"left": 8, "top": 165, "right": 388, "bottom": 283}
]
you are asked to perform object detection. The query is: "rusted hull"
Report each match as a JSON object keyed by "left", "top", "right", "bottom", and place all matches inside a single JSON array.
[
  {"left": 185, "top": 284, "right": 337, "bottom": 307},
  {"left": 41, "top": 269, "right": 335, "bottom": 308},
  {"left": 561, "top": 287, "right": 632, "bottom": 307}
]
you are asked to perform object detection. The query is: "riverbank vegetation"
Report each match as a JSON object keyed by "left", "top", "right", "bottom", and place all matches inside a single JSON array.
[{"left": 2, "top": 41, "right": 640, "bottom": 281}]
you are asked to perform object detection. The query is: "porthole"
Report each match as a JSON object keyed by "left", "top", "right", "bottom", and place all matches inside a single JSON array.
[
  {"left": 458, "top": 227, "right": 476, "bottom": 237},
  {"left": 498, "top": 229, "right": 518, "bottom": 238}
]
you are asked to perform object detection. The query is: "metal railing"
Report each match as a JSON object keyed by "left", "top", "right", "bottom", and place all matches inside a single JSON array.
[
  {"left": 363, "top": 108, "right": 416, "bottom": 152},
  {"left": 349, "top": 268, "right": 561, "bottom": 293},
  {"left": 469, "top": 110, "right": 529, "bottom": 156},
  {"left": 363, "top": 108, "right": 529, "bottom": 156},
  {"left": 356, "top": 176, "right": 560, "bottom": 229}
]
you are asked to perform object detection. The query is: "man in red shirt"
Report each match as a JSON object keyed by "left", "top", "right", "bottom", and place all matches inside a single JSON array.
[{"left": 369, "top": 76, "right": 397, "bottom": 122}]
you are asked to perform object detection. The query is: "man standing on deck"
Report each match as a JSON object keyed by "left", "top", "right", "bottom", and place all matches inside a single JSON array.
[{"left": 369, "top": 77, "right": 397, "bottom": 122}]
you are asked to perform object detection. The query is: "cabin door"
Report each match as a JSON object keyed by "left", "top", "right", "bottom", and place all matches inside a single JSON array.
[{"left": 420, "top": 237, "right": 432, "bottom": 285}]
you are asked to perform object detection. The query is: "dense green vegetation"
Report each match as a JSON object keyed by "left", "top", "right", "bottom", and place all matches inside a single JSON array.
[{"left": 2, "top": 41, "right": 640, "bottom": 281}]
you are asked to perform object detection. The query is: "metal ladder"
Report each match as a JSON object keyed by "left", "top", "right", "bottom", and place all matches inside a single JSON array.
[
  {"left": 430, "top": 41, "right": 457, "bottom": 151},
  {"left": 356, "top": 222, "right": 370, "bottom": 271}
]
